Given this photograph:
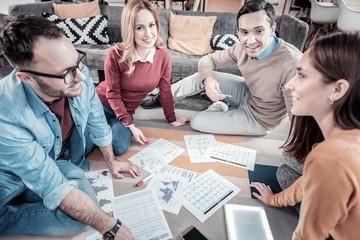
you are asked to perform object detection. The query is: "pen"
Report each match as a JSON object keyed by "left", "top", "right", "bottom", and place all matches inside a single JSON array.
[
  {"left": 136, "top": 171, "right": 157, "bottom": 187},
  {"left": 204, "top": 190, "right": 233, "bottom": 214},
  {"left": 222, "top": 94, "right": 232, "bottom": 98}
]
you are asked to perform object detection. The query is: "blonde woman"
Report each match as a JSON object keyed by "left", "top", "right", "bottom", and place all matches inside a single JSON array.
[{"left": 96, "top": 0, "right": 188, "bottom": 155}]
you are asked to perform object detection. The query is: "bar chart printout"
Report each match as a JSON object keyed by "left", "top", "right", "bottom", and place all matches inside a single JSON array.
[{"left": 112, "top": 189, "right": 172, "bottom": 240}]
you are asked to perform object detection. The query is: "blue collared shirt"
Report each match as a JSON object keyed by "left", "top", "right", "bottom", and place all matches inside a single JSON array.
[
  {"left": 253, "top": 36, "right": 278, "bottom": 60},
  {"left": 0, "top": 67, "right": 112, "bottom": 210}
]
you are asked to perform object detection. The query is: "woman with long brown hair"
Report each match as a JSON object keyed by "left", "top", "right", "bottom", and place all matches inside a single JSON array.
[{"left": 251, "top": 32, "right": 360, "bottom": 239}]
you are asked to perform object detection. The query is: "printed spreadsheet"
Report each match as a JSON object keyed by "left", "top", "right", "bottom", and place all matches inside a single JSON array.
[{"left": 175, "top": 169, "right": 240, "bottom": 223}]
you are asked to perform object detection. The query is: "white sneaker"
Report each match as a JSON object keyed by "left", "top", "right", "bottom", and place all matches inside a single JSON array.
[{"left": 206, "top": 101, "right": 229, "bottom": 112}]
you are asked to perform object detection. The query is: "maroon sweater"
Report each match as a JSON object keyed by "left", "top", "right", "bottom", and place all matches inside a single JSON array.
[
  {"left": 46, "top": 98, "right": 75, "bottom": 159},
  {"left": 96, "top": 47, "right": 176, "bottom": 126}
]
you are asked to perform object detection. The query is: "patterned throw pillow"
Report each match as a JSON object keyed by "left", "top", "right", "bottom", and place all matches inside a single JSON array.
[
  {"left": 42, "top": 12, "right": 109, "bottom": 45},
  {"left": 210, "top": 34, "right": 239, "bottom": 51}
]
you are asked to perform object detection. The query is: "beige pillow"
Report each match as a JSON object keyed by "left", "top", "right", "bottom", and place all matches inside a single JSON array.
[
  {"left": 53, "top": 0, "right": 101, "bottom": 20},
  {"left": 168, "top": 12, "right": 217, "bottom": 55}
]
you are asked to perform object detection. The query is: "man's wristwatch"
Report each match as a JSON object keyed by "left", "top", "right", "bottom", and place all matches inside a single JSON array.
[{"left": 104, "top": 219, "right": 122, "bottom": 239}]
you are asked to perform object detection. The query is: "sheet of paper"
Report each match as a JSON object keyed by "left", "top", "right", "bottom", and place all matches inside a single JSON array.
[
  {"left": 113, "top": 189, "right": 172, "bottom": 240},
  {"left": 175, "top": 169, "right": 241, "bottom": 223},
  {"left": 129, "top": 138, "right": 185, "bottom": 173},
  {"left": 184, "top": 134, "right": 217, "bottom": 163},
  {"left": 210, "top": 141, "right": 257, "bottom": 171},
  {"left": 85, "top": 169, "right": 114, "bottom": 213},
  {"left": 146, "top": 164, "right": 196, "bottom": 214},
  {"left": 85, "top": 231, "right": 102, "bottom": 240}
]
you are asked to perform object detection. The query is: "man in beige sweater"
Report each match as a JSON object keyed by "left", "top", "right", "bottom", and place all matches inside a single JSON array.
[{"left": 146, "top": 0, "right": 303, "bottom": 135}]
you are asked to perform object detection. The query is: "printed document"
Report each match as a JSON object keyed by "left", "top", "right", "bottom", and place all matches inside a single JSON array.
[
  {"left": 129, "top": 138, "right": 184, "bottom": 173},
  {"left": 146, "top": 164, "right": 196, "bottom": 214},
  {"left": 113, "top": 189, "right": 172, "bottom": 240}
]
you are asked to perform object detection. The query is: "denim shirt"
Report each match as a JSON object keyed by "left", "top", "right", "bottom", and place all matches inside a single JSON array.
[{"left": 0, "top": 67, "right": 112, "bottom": 210}]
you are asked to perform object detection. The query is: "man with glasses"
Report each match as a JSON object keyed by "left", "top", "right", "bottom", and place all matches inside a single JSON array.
[{"left": 0, "top": 14, "right": 139, "bottom": 239}]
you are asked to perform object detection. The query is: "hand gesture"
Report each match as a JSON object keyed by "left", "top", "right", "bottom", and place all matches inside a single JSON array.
[
  {"left": 108, "top": 161, "right": 141, "bottom": 179},
  {"left": 203, "top": 76, "right": 226, "bottom": 102},
  {"left": 249, "top": 182, "right": 275, "bottom": 205},
  {"left": 170, "top": 118, "right": 190, "bottom": 127},
  {"left": 128, "top": 125, "right": 148, "bottom": 145}
]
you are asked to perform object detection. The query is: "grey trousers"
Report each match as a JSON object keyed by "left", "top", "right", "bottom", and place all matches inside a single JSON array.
[
  {"left": 276, "top": 152, "right": 304, "bottom": 191},
  {"left": 171, "top": 71, "right": 268, "bottom": 135},
  {"left": 276, "top": 152, "right": 304, "bottom": 213}
]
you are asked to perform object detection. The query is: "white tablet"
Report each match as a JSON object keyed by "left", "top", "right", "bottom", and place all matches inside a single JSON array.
[{"left": 224, "top": 204, "right": 274, "bottom": 240}]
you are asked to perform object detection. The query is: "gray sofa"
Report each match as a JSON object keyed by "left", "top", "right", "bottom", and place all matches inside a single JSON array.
[{"left": 9, "top": 1, "right": 308, "bottom": 80}]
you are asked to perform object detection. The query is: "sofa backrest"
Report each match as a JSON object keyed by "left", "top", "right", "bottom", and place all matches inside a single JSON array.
[
  {"left": 8, "top": 0, "right": 57, "bottom": 16},
  {"left": 8, "top": 1, "right": 124, "bottom": 44},
  {"left": 159, "top": 9, "right": 308, "bottom": 52},
  {"left": 8, "top": 2, "right": 308, "bottom": 51},
  {"left": 99, "top": 5, "right": 123, "bottom": 43}
]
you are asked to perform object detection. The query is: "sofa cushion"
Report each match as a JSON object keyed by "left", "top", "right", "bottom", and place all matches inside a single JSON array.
[
  {"left": 52, "top": 0, "right": 101, "bottom": 19},
  {"left": 168, "top": 12, "right": 217, "bottom": 55},
  {"left": 211, "top": 34, "right": 239, "bottom": 51},
  {"left": 42, "top": 13, "right": 110, "bottom": 45}
]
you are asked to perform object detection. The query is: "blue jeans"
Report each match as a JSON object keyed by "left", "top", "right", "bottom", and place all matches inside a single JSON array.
[
  {"left": 0, "top": 129, "right": 99, "bottom": 236},
  {"left": 102, "top": 104, "right": 132, "bottom": 155}
]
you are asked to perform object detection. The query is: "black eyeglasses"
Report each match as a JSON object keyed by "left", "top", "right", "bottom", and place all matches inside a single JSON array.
[{"left": 18, "top": 50, "right": 86, "bottom": 85}]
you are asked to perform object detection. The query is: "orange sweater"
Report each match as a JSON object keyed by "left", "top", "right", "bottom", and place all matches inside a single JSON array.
[
  {"left": 267, "top": 176, "right": 303, "bottom": 207},
  {"left": 271, "top": 130, "right": 360, "bottom": 239}
]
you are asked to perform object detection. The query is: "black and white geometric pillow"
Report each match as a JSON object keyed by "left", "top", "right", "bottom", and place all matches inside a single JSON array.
[
  {"left": 42, "top": 12, "right": 109, "bottom": 45},
  {"left": 210, "top": 34, "right": 239, "bottom": 51}
]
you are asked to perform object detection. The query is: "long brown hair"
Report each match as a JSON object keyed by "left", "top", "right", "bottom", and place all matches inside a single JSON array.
[
  {"left": 282, "top": 32, "right": 360, "bottom": 164},
  {"left": 114, "top": 0, "right": 163, "bottom": 75}
]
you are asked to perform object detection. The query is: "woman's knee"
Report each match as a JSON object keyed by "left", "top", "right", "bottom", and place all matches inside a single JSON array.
[
  {"left": 112, "top": 135, "right": 131, "bottom": 155},
  {"left": 112, "top": 125, "right": 132, "bottom": 155}
]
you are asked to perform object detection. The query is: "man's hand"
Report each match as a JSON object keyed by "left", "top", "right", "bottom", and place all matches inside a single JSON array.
[
  {"left": 107, "top": 160, "right": 141, "bottom": 179},
  {"left": 170, "top": 118, "right": 190, "bottom": 127},
  {"left": 249, "top": 182, "right": 274, "bottom": 205},
  {"left": 203, "top": 76, "right": 226, "bottom": 102},
  {"left": 128, "top": 125, "right": 148, "bottom": 145},
  {"left": 99, "top": 144, "right": 141, "bottom": 179},
  {"left": 115, "top": 224, "right": 135, "bottom": 240}
]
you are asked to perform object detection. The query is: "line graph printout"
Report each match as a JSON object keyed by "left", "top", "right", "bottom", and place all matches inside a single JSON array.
[
  {"left": 210, "top": 141, "right": 257, "bottom": 171},
  {"left": 146, "top": 165, "right": 196, "bottom": 214},
  {"left": 113, "top": 189, "right": 172, "bottom": 240},
  {"left": 128, "top": 138, "right": 185, "bottom": 173},
  {"left": 184, "top": 134, "right": 217, "bottom": 163},
  {"left": 175, "top": 169, "right": 241, "bottom": 223},
  {"left": 85, "top": 169, "right": 114, "bottom": 213}
]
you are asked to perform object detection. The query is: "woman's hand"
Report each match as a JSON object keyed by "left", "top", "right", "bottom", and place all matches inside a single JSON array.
[
  {"left": 249, "top": 182, "right": 275, "bottom": 205},
  {"left": 170, "top": 118, "right": 190, "bottom": 127},
  {"left": 128, "top": 125, "right": 148, "bottom": 145}
]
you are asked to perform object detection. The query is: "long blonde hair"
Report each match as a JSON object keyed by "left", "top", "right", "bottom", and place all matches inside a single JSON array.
[{"left": 114, "top": 0, "right": 163, "bottom": 76}]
